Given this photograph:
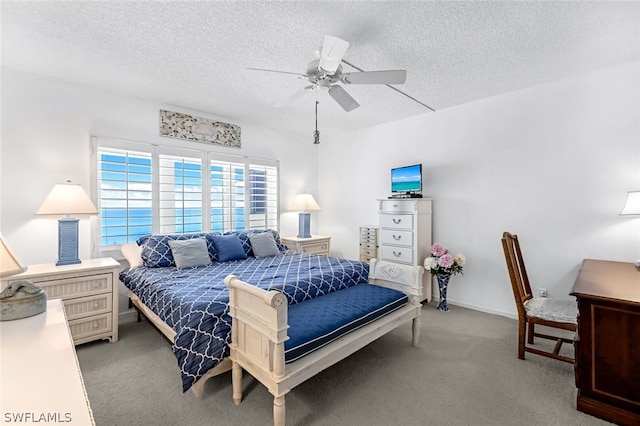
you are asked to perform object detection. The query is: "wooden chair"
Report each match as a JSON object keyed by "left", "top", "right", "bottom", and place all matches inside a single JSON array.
[{"left": 501, "top": 232, "right": 577, "bottom": 363}]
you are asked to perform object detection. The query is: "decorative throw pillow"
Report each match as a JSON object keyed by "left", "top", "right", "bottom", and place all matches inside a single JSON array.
[
  {"left": 138, "top": 233, "right": 207, "bottom": 267},
  {"left": 224, "top": 229, "right": 287, "bottom": 257},
  {"left": 249, "top": 231, "right": 282, "bottom": 258},
  {"left": 120, "top": 242, "right": 143, "bottom": 268},
  {"left": 168, "top": 238, "right": 212, "bottom": 269},
  {"left": 211, "top": 234, "right": 248, "bottom": 262}
]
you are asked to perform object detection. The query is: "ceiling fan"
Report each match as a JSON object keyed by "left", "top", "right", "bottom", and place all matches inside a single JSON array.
[{"left": 248, "top": 35, "right": 409, "bottom": 113}]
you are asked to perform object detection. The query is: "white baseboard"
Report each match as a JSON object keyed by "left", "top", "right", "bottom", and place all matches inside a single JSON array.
[{"left": 438, "top": 297, "right": 517, "bottom": 320}]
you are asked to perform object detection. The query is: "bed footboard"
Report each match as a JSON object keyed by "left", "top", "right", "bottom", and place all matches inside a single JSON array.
[{"left": 224, "top": 259, "right": 423, "bottom": 426}]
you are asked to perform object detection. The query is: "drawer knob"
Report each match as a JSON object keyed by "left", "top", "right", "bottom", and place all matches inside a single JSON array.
[
  {"left": 93, "top": 303, "right": 100, "bottom": 309},
  {"left": 392, "top": 218, "right": 402, "bottom": 224},
  {"left": 392, "top": 251, "right": 402, "bottom": 257},
  {"left": 393, "top": 234, "right": 402, "bottom": 240}
]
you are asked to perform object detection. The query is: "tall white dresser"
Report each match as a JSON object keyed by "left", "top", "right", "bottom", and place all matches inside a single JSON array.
[{"left": 378, "top": 198, "right": 433, "bottom": 301}]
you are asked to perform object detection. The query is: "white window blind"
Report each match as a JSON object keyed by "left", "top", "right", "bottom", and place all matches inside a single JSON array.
[
  {"left": 210, "top": 158, "right": 245, "bottom": 233},
  {"left": 91, "top": 136, "right": 279, "bottom": 253},
  {"left": 159, "top": 154, "right": 203, "bottom": 234},
  {"left": 97, "top": 148, "right": 153, "bottom": 246}
]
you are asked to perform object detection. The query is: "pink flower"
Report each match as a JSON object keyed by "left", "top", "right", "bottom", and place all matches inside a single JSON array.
[
  {"left": 438, "top": 253, "right": 454, "bottom": 269},
  {"left": 431, "top": 244, "right": 446, "bottom": 257}
]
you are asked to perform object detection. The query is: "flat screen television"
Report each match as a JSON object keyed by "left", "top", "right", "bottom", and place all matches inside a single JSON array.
[{"left": 391, "top": 164, "right": 422, "bottom": 194}]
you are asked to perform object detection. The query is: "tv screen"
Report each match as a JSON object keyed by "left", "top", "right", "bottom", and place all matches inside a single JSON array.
[{"left": 391, "top": 164, "right": 422, "bottom": 193}]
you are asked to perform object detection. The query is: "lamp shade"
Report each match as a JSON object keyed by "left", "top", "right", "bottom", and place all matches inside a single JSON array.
[
  {"left": 0, "top": 234, "right": 27, "bottom": 278},
  {"left": 36, "top": 182, "right": 98, "bottom": 216},
  {"left": 288, "top": 193, "right": 321, "bottom": 212},
  {"left": 620, "top": 190, "right": 640, "bottom": 216}
]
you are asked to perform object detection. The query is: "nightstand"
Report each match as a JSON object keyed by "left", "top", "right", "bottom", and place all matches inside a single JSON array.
[
  {"left": 0, "top": 257, "right": 120, "bottom": 345},
  {"left": 280, "top": 235, "right": 331, "bottom": 256}
]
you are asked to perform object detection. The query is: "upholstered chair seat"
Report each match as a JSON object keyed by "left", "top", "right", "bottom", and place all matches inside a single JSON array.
[{"left": 524, "top": 298, "right": 578, "bottom": 324}]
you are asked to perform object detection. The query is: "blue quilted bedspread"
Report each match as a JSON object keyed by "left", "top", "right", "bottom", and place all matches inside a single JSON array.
[{"left": 119, "top": 253, "right": 369, "bottom": 392}]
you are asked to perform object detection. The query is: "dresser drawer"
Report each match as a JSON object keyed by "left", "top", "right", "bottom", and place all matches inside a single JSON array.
[
  {"left": 380, "top": 214, "right": 413, "bottom": 230},
  {"left": 360, "top": 242, "right": 377, "bottom": 251},
  {"left": 360, "top": 228, "right": 377, "bottom": 237},
  {"left": 68, "top": 313, "right": 112, "bottom": 342},
  {"left": 360, "top": 247, "right": 377, "bottom": 258},
  {"left": 380, "top": 200, "right": 417, "bottom": 213},
  {"left": 36, "top": 273, "right": 113, "bottom": 300},
  {"left": 63, "top": 293, "right": 113, "bottom": 321},
  {"left": 381, "top": 245, "right": 413, "bottom": 264},
  {"left": 380, "top": 229, "right": 413, "bottom": 247}
]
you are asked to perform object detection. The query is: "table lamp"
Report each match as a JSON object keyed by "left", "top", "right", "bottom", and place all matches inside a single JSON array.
[
  {"left": 619, "top": 190, "right": 640, "bottom": 268},
  {"left": 36, "top": 181, "right": 98, "bottom": 266},
  {"left": 288, "top": 193, "right": 321, "bottom": 238},
  {"left": 0, "top": 233, "right": 46, "bottom": 321}
]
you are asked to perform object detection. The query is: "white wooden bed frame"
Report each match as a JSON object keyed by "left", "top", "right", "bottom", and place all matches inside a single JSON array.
[{"left": 224, "top": 259, "right": 424, "bottom": 426}]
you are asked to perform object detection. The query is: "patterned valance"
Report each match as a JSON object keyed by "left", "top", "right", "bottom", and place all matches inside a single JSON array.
[{"left": 159, "top": 110, "right": 241, "bottom": 148}]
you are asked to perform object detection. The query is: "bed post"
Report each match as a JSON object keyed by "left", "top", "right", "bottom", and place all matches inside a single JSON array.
[{"left": 274, "top": 396, "right": 285, "bottom": 426}]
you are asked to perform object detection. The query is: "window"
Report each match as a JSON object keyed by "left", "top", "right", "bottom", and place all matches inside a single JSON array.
[{"left": 92, "top": 137, "right": 279, "bottom": 252}]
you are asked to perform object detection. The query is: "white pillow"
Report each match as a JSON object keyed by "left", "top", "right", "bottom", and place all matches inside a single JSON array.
[
  {"left": 121, "top": 243, "right": 143, "bottom": 268},
  {"left": 168, "top": 238, "right": 212, "bottom": 269}
]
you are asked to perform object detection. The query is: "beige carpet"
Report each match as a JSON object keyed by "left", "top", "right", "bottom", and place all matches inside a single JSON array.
[{"left": 76, "top": 303, "right": 610, "bottom": 425}]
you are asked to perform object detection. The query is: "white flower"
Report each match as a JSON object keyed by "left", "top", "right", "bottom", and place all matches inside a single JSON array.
[
  {"left": 424, "top": 257, "right": 438, "bottom": 271},
  {"left": 454, "top": 253, "right": 466, "bottom": 266}
]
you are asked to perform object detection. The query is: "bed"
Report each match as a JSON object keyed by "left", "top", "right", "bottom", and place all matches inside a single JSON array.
[
  {"left": 225, "top": 259, "right": 424, "bottom": 426},
  {"left": 119, "top": 229, "right": 370, "bottom": 396}
]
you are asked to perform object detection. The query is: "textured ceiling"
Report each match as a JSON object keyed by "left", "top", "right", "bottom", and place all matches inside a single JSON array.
[{"left": 2, "top": 1, "right": 639, "bottom": 138}]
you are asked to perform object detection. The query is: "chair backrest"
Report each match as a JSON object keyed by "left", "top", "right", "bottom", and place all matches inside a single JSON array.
[{"left": 501, "top": 232, "right": 534, "bottom": 317}]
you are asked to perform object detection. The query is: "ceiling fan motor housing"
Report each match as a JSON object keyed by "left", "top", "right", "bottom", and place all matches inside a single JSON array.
[{"left": 307, "top": 59, "right": 341, "bottom": 87}]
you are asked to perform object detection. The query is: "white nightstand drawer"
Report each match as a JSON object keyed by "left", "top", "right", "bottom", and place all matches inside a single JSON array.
[
  {"left": 37, "top": 273, "right": 113, "bottom": 300},
  {"left": 63, "top": 293, "right": 113, "bottom": 320},
  {"left": 68, "top": 312, "right": 112, "bottom": 341},
  {"left": 380, "top": 214, "right": 413, "bottom": 230},
  {"left": 300, "top": 241, "right": 330, "bottom": 255},
  {"left": 380, "top": 229, "right": 413, "bottom": 247},
  {"left": 381, "top": 245, "right": 413, "bottom": 264}
]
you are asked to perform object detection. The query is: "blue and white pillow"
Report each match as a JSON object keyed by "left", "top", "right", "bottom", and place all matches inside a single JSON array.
[
  {"left": 138, "top": 233, "right": 219, "bottom": 267},
  {"left": 224, "top": 229, "right": 287, "bottom": 257}
]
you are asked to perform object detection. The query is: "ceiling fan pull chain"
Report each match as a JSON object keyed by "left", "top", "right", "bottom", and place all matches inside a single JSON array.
[{"left": 313, "top": 100, "right": 320, "bottom": 144}]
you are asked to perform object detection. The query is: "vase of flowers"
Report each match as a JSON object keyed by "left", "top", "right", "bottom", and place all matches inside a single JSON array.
[{"left": 424, "top": 244, "right": 466, "bottom": 312}]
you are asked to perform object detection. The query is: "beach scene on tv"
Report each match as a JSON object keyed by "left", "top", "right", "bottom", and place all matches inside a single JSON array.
[{"left": 391, "top": 164, "right": 422, "bottom": 193}]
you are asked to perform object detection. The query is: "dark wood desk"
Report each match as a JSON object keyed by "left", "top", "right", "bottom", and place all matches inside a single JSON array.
[{"left": 571, "top": 259, "right": 640, "bottom": 426}]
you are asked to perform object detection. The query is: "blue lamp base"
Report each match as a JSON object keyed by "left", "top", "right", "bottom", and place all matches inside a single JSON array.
[
  {"left": 57, "top": 217, "right": 81, "bottom": 266},
  {"left": 297, "top": 212, "right": 312, "bottom": 238}
]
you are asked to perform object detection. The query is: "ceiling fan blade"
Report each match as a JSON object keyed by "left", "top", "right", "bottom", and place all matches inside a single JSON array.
[
  {"left": 341, "top": 70, "right": 407, "bottom": 85},
  {"left": 328, "top": 85, "right": 359, "bottom": 112},
  {"left": 273, "top": 85, "right": 314, "bottom": 108},
  {"left": 246, "top": 67, "right": 307, "bottom": 77},
  {"left": 319, "top": 36, "right": 349, "bottom": 74}
]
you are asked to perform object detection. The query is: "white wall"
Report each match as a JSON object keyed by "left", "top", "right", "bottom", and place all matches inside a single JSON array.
[
  {"left": 1, "top": 68, "right": 319, "bottom": 313},
  {"left": 318, "top": 61, "right": 640, "bottom": 318}
]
